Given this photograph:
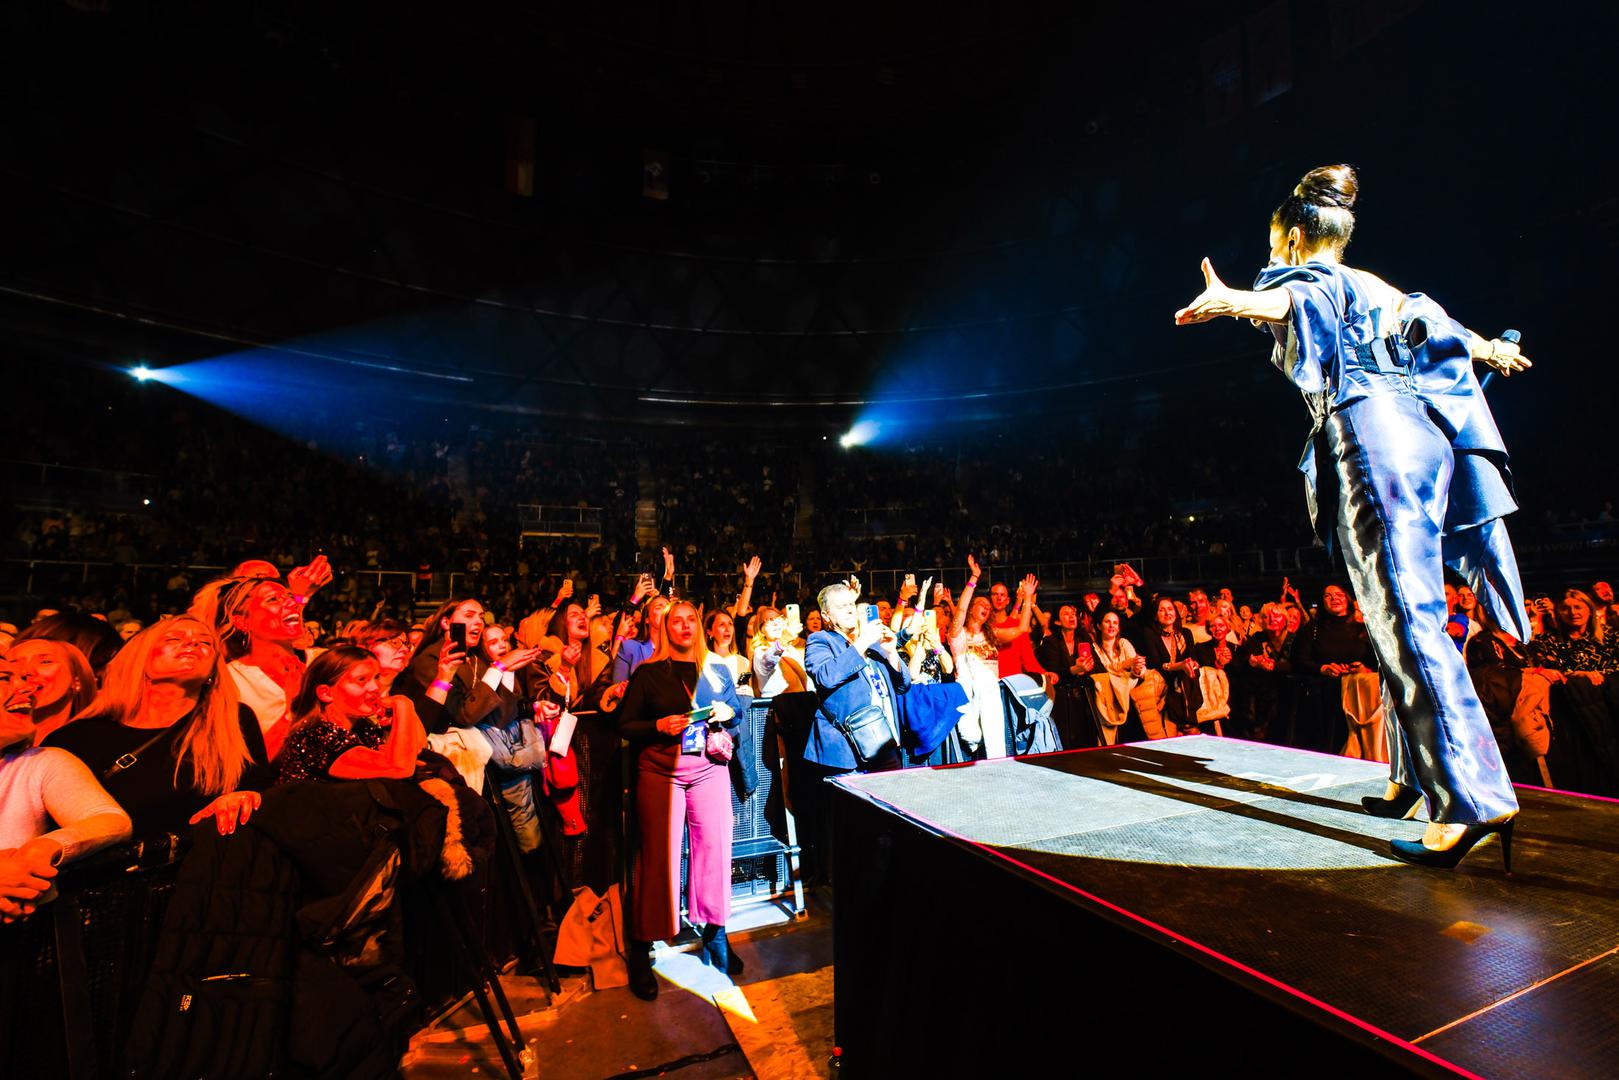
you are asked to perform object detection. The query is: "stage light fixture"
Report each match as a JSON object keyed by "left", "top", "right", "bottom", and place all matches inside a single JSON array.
[
  {"left": 839, "top": 420, "right": 878, "bottom": 449},
  {"left": 131, "top": 365, "right": 153, "bottom": 381}
]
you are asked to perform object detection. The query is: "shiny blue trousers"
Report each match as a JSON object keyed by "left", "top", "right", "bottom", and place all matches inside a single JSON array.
[{"left": 1325, "top": 393, "right": 1519, "bottom": 825}]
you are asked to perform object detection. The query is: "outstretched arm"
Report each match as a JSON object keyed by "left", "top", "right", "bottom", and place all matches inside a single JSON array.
[
  {"left": 1464, "top": 330, "right": 1532, "bottom": 376},
  {"left": 1174, "top": 259, "right": 1292, "bottom": 325}
]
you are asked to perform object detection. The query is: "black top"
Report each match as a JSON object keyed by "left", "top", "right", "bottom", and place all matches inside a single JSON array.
[
  {"left": 1294, "top": 614, "right": 1374, "bottom": 673},
  {"left": 618, "top": 659, "right": 701, "bottom": 757},
  {"left": 1236, "top": 631, "right": 1296, "bottom": 677},
  {"left": 1037, "top": 629, "right": 1096, "bottom": 688},
  {"left": 277, "top": 715, "right": 388, "bottom": 783},
  {"left": 45, "top": 704, "right": 273, "bottom": 838}
]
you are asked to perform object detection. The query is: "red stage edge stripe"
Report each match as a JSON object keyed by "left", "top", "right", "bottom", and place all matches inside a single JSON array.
[
  {"left": 1512, "top": 781, "right": 1619, "bottom": 805},
  {"left": 851, "top": 788, "right": 1489, "bottom": 1080}
]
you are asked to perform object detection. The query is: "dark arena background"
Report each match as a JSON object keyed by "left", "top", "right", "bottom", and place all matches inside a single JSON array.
[{"left": 4, "top": 2, "right": 1618, "bottom": 1078}]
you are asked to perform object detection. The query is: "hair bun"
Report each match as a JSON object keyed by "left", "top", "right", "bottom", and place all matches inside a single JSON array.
[{"left": 1296, "top": 163, "right": 1358, "bottom": 210}]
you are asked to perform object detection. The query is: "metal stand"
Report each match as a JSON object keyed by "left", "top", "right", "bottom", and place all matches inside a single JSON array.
[
  {"left": 428, "top": 884, "right": 528, "bottom": 1080},
  {"left": 484, "top": 781, "right": 562, "bottom": 994}
]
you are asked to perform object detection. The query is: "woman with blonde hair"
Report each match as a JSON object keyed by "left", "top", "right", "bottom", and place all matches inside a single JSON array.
[
  {"left": 617, "top": 599, "right": 745, "bottom": 997},
  {"left": 748, "top": 606, "right": 811, "bottom": 696},
  {"left": 199, "top": 576, "right": 312, "bottom": 761},
  {"left": 45, "top": 617, "right": 272, "bottom": 838},
  {"left": 5, "top": 638, "right": 96, "bottom": 746}
]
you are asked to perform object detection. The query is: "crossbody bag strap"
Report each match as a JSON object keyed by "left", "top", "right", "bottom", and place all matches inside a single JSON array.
[{"left": 102, "top": 725, "right": 177, "bottom": 782}]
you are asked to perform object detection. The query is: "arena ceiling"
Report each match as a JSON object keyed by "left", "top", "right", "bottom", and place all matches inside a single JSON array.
[{"left": 3, "top": 1, "right": 1607, "bottom": 430}]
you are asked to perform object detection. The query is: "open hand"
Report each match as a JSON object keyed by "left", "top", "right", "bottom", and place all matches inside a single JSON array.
[
  {"left": 191, "top": 790, "right": 262, "bottom": 835},
  {"left": 499, "top": 646, "right": 546, "bottom": 673},
  {"left": 1481, "top": 337, "right": 1532, "bottom": 376},
  {"left": 288, "top": 554, "right": 333, "bottom": 598},
  {"left": 1174, "top": 259, "right": 1239, "bottom": 325},
  {"left": 743, "top": 556, "right": 762, "bottom": 582}
]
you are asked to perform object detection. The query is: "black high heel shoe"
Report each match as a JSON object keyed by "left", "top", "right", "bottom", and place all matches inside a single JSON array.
[
  {"left": 1362, "top": 786, "right": 1423, "bottom": 820},
  {"left": 1389, "top": 820, "right": 1515, "bottom": 873}
]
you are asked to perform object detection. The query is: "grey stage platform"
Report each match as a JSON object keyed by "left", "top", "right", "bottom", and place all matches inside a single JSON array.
[{"left": 829, "top": 736, "right": 1619, "bottom": 1079}]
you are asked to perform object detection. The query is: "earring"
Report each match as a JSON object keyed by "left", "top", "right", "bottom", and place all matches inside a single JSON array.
[{"left": 72, "top": 680, "right": 81, "bottom": 692}]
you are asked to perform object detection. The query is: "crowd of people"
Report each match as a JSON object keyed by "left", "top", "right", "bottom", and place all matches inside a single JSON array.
[
  {"left": 4, "top": 524, "right": 1619, "bottom": 1069},
  {"left": 5, "top": 366, "right": 1619, "bottom": 1068}
]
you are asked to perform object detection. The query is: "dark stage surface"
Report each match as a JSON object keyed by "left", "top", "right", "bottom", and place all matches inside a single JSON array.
[{"left": 830, "top": 737, "right": 1619, "bottom": 1079}]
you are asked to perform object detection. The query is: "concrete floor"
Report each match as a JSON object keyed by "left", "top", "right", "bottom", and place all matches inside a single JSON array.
[{"left": 402, "top": 891, "right": 835, "bottom": 1080}]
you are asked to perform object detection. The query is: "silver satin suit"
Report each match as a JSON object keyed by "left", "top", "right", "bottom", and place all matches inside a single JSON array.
[{"left": 1256, "top": 261, "right": 1520, "bottom": 825}]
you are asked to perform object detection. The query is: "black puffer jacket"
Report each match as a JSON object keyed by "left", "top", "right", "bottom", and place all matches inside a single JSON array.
[{"left": 127, "top": 781, "right": 448, "bottom": 1079}]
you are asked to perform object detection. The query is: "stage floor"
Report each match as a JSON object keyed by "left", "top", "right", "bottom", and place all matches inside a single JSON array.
[{"left": 835, "top": 736, "right": 1619, "bottom": 1079}]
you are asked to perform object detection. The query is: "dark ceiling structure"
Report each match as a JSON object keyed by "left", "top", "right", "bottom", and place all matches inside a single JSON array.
[{"left": 4, "top": 1, "right": 1614, "bottom": 432}]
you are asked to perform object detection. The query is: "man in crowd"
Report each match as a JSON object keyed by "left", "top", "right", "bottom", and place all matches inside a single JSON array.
[{"left": 803, "top": 581, "right": 910, "bottom": 776}]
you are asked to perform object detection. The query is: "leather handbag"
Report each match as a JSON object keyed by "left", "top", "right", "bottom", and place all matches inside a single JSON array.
[{"left": 835, "top": 702, "right": 895, "bottom": 765}]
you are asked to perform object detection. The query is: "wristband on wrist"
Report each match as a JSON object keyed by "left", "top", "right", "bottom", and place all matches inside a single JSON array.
[
  {"left": 431, "top": 678, "right": 454, "bottom": 693},
  {"left": 967, "top": 578, "right": 979, "bottom": 588},
  {"left": 291, "top": 593, "right": 310, "bottom": 606}
]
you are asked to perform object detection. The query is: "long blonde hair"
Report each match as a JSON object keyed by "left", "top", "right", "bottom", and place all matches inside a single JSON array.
[
  {"left": 75, "top": 616, "right": 251, "bottom": 797},
  {"left": 648, "top": 600, "right": 710, "bottom": 669}
]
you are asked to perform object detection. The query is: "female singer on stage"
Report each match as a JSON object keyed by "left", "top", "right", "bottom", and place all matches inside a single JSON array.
[{"left": 1174, "top": 164, "right": 1531, "bottom": 870}]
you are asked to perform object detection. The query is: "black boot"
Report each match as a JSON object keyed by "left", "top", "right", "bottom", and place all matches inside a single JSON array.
[
  {"left": 627, "top": 939, "right": 658, "bottom": 1000},
  {"left": 701, "top": 923, "right": 743, "bottom": 977}
]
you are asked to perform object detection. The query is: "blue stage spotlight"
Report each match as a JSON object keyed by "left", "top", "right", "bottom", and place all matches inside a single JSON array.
[
  {"left": 839, "top": 420, "right": 879, "bottom": 448},
  {"left": 131, "top": 365, "right": 153, "bottom": 382}
]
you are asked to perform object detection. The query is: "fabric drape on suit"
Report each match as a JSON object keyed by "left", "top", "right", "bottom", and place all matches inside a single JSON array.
[{"left": 1257, "top": 262, "right": 1518, "bottom": 824}]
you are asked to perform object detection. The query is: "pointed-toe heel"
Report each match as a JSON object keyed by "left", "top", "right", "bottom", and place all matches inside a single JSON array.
[
  {"left": 1389, "top": 820, "right": 1516, "bottom": 873},
  {"left": 1362, "top": 787, "right": 1423, "bottom": 820}
]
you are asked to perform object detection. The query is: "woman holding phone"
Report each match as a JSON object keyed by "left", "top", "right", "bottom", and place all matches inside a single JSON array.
[{"left": 616, "top": 599, "right": 745, "bottom": 999}]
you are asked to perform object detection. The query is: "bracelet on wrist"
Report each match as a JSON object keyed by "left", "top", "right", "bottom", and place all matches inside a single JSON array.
[
  {"left": 431, "top": 678, "right": 454, "bottom": 693},
  {"left": 967, "top": 578, "right": 979, "bottom": 588}
]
